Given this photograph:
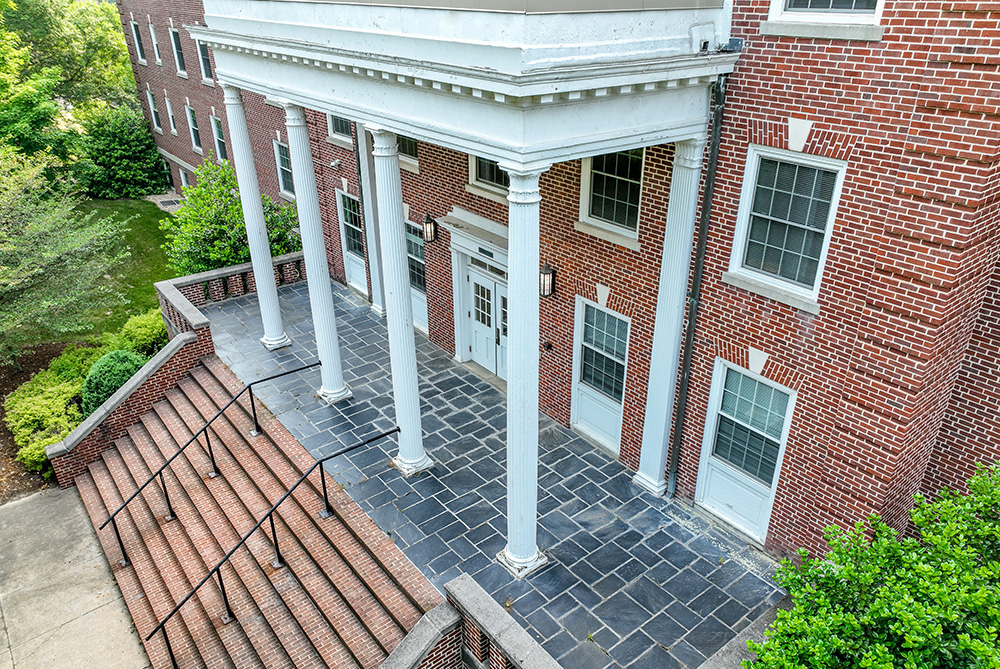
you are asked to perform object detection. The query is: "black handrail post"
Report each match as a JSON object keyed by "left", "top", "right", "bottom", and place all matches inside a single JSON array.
[
  {"left": 249, "top": 385, "right": 261, "bottom": 436},
  {"left": 159, "top": 471, "right": 175, "bottom": 522},
  {"left": 319, "top": 466, "right": 333, "bottom": 519},
  {"left": 217, "top": 569, "right": 234, "bottom": 624},
  {"left": 204, "top": 429, "right": 219, "bottom": 478},
  {"left": 162, "top": 626, "right": 178, "bottom": 669},
  {"left": 269, "top": 514, "right": 284, "bottom": 569},
  {"left": 111, "top": 516, "right": 130, "bottom": 567}
]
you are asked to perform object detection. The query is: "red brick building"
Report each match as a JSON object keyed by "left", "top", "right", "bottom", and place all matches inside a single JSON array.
[{"left": 116, "top": 0, "right": 1000, "bottom": 560}]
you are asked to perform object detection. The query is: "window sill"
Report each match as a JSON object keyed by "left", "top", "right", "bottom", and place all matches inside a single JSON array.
[
  {"left": 176, "top": 71, "right": 188, "bottom": 79},
  {"left": 760, "top": 20, "right": 884, "bottom": 41},
  {"left": 153, "top": 127, "right": 163, "bottom": 135},
  {"left": 326, "top": 134, "right": 353, "bottom": 150},
  {"left": 400, "top": 155, "right": 420, "bottom": 175},
  {"left": 170, "top": 130, "right": 178, "bottom": 136},
  {"left": 278, "top": 191, "right": 296, "bottom": 203},
  {"left": 155, "top": 59, "right": 163, "bottom": 66},
  {"left": 465, "top": 182, "right": 508, "bottom": 205},
  {"left": 201, "top": 78, "right": 215, "bottom": 87},
  {"left": 721, "top": 271, "right": 821, "bottom": 315},
  {"left": 574, "top": 220, "right": 641, "bottom": 252},
  {"left": 137, "top": 59, "right": 148, "bottom": 66},
  {"left": 192, "top": 146, "right": 203, "bottom": 155}
]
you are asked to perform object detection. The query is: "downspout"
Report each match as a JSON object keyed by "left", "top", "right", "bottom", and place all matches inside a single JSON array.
[{"left": 667, "top": 75, "right": 728, "bottom": 497}]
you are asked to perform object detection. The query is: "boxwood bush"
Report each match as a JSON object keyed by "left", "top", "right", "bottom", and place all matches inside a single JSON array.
[
  {"left": 80, "top": 349, "right": 146, "bottom": 416},
  {"left": 4, "top": 369, "right": 83, "bottom": 476},
  {"left": 117, "top": 308, "right": 168, "bottom": 358},
  {"left": 748, "top": 464, "right": 1000, "bottom": 669}
]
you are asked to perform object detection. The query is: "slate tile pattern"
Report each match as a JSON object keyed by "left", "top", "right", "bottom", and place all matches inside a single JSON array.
[{"left": 204, "top": 281, "right": 784, "bottom": 668}]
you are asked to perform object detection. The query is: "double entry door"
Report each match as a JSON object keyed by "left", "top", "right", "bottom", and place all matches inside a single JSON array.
[{"left": 469, "top": 269, "right": 508, "bottom": 381}]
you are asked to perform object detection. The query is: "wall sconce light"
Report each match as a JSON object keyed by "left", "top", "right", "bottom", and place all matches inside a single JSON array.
[
  {"left": 539, "top": 262, "right": 556, "bottom": 297},
  {"left": 423, "top": 213, "right": 438, "bottom": 243}
]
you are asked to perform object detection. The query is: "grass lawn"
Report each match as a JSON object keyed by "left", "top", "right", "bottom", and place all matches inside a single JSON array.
[{"left": 65, "top": 198, "right": 176, "bottom": 340}]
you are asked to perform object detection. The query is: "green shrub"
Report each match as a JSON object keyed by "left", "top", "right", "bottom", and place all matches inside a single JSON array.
[
  {"left": 117, "top": 308, "right": 167, "bottom": 358},
  {"left": 747, "top": 464, "right": 1000, "bottom": 669},
  {"left": 160, "top": 159, "right": 301, "bottom": 275},
  {"left": 80, "top": 106, "right": 167, "bottom": 199},
  {"left": 47, "top": 343, "right": 110, "bottom": 381},
  {"left": 80, "top": 349, "right": 145, "bottom": 415},
  {"left": 3, "top": 369, "right": 83, "bottom": 475}
]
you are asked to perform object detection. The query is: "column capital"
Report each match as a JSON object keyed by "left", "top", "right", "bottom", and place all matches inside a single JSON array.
[
  {"left": 366, "top": 126, "right": 399, "bottom": 157},
  {"left": 674, "top": 137, "right": 708, "bottom": 171},
  {"left": 498, "top": 162, "right": 551, "bottom": 205},
  {"left": 282, "top": 102, "right": 307, "bottom": 128},
  {"left": 220, "top": 83, "right": 243, "bottom": 106}
]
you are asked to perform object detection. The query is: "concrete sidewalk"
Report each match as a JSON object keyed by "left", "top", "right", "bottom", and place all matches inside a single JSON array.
[{"left": 0, "top": 488, "right": 149, "bottom": 669}]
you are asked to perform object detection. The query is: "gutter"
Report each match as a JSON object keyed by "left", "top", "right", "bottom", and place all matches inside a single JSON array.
[{"left": 667, "top": 75, "right": 728, "bottom": 497}]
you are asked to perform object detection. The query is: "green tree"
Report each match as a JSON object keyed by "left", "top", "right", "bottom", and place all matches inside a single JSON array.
[
  {"left": 748, "top": 465, "right": 1000, "bottom": 669},
  {"left": 0, "top": 144, "right": 128, "bottom": 364},
  {"left": 1, "top": 0, "right": 135, "bottom": 112},
  {"left": 160, "top": 159, "right": 301, "bottom": 275},
  {"left": 79, "top": 105, "right": 166, "bottom": 199}
]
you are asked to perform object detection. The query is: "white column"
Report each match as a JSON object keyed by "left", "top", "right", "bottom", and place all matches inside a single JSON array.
[
  {"left": 283, "top": 103, "right": 352, "bottom": 404},
  {"left": 357, "top": 127, "right": 386, "bottom": 316},
  {"left": 497, "top": 163, "right": 550, "bottom": 579},
  {"left": 634, "top": 138, "right": 707, "bottom": 496},
  {"left": 220, "top": 83, "right": 290, "bottom": 350},
  {"left": 366, "top": 127, "right": 431, "bottom": 475}
]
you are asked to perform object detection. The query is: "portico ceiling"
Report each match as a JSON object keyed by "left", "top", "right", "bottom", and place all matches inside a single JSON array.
[{"left": 189, "top": 1, "right": 739, "bottom": 165}]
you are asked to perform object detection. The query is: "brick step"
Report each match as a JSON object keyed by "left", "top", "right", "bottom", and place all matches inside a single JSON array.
[
  {"left": 113, "top": 436, "right": 267, "bottom": 668},
  {"left": 103, "top": 444, "right": 249, "bottom": 668},
  {"left": 199, "top": 357, "right": 440, "bottom": 617},
  {"left": 125, "top": 421, "right": 305, "bottom": 669},
  {"left": 137, "top": 410, "right": 335, "bottom": 668},
  {"left": 180, "top": 373, "right": 417, "bottom": 643},
  {"left": 77, "top": 472, "right": 174, "bottom": 669},
  {"left": 159, "top": 389, "right": 385, "bottom": 667},
  {"left": 87, "top": 458, "right": 206, "bottom": 669}
]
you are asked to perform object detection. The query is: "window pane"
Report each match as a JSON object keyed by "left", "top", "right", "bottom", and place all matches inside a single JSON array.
[
  {"left": 580, "top": 305, "right": 628, "bottom": 402},
  {"left": 405, "top": 222, "right": 426, "bottom": 292},
  {"left": 475, "top": 157, "right": 509, "bottom": 189},
  {"left": 341, "top": 195, "right": 364, "bottom": 256},
  {"left": 719, "top": 369, "right": 789, "bottom": 441},
  {"left": 330, "top": 115, "right": 352, "bottom": 137},
  {"left": 399, "top": 136, "right": 418, "bottom": 159},
  {"left": 198, "top": 42, "right": 212, "bottom": 79},
  {"left": 188, "top": 109, "right": 200, "bottom": 148},
  {"left": 132, "top": 24, "right": 146, "bottom": 61},
  {"left": 278, "top": 144, "right": 294, "bottom": 194},
  {"left": 712, "top": 416, "right": 781, "bottom": 484},
  {"left": 786, "top": 0, "right": 876, "bottom": 10},
  {"left": 588, "top": 149, "right": 642, "bottom": 232},
  {"left": 171, "top": 31, "right": 185, "bottom": 72}
]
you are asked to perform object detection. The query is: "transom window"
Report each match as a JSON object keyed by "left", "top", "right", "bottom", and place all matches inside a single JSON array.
[
  {"left": 398, "top": 136, "right": 418, "bottom": 160},
  {"left": 474, "top": 157, "right": 509, "bottom": 191},
  {"left": 584, "top": 149, "right": 644, "bottom": 233},
  {"left": 169, "top": 29, "right": 186, "bottom": 75},
  {"left": 785, "top": 0, "right": 876, "bottom": 10},
  {"left": 130, "top": 22, "right": 147, "bottom": 63},
  {"left": 405, "top": 222, "right": 426, "bottom": 292},
  {"left": 198, "top": 42, "right": 213, "bottom": 81},
  {"left": 185, "top": 106, "right": 201, "bottom": 150},
  {"left": 340, "top": 194, "right": 364, "bottom": 257},
  {"left": 744, "top": 157, "right": 837, "bottom": 288},
  {"left": 580, "top": 305, "right": 629, "bottom": 403},
  {"left": 329, "top": 115, "right": 352, "bottom": 138},
  {"left": 275, "top": 142, "right": 294, "bottom": 196},
  {"left": 712, "top": 369, "right": 790, "bottom": 485}
]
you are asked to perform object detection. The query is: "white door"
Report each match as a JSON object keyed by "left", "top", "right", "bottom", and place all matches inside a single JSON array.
[
  {"left": 695, "top": 364, "right": 793, "bottom": 543},
  {"left": 571, "top": 301, "right": 629, "bottom": 454},
  {"left": 338, "top": 192, "right": 368, "bottom": 293},
  {"left": 468, "top": 270, "right": 508, "bottom": 380}
]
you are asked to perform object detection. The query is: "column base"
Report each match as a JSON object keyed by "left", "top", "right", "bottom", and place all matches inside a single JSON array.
[
  {"left": 633, "top": 471, "right": 667, "bottom": 497},
  {"left": 371, "top": 304, "right": 386, "bottom": 318},
  {"left": 260, "top": 333, "right": 292, "bottom": 350},
  {"left": 497, "top": 547, "right": 548, "bottom": 580},
  {"left": 392, "top": 453, "right": 433, "bottom": 477},
  {"left": 318, "top": 385, "right": 353, "bottom": 405}
]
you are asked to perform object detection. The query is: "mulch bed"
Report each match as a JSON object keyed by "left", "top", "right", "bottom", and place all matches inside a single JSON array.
[{"left": 0, "top": 343, "right": 69, "bottom": 504}]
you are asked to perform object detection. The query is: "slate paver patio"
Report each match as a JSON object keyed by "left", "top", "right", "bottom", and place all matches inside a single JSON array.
[{"left": 203, "top": 280, "right": 783, "bottom": 668}]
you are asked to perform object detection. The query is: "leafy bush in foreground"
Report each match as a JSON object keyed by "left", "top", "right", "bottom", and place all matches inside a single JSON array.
[
  {"left": 117, "top": 308, "right": 168, "bottom": 358},
  {"left": 748, "top": 464, "right": 1000, "bottom": 669},
  {"left": 4, "top": 369, "right": 82, "bottom": 475},
  {"left": 81, "top": 349, "right": 146, "bottom": 416}
]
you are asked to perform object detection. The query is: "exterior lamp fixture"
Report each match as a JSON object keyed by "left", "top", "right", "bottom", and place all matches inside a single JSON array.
[
  {"left": 422, "top": 214, "right": 438, "bottom": 243},
  {"left": 539, "top": 262, "right": 556, "bottom": 297}
]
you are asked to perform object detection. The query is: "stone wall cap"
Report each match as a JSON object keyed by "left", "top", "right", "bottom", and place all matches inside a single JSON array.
[{"left": 379, "top": 602, "right": 461, "bottom": 669}]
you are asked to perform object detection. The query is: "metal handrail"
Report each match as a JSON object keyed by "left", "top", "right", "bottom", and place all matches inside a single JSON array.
[
  {"left": 99, "top": 361, "right": 322, "bottom": 566},
  {"left": 145, "top": 427, "right": 400, "bottom": 669}
]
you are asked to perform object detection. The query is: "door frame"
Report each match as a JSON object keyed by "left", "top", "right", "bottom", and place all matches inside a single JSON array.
[
  {"left": 448, "top": 226, "right": 508, "bottom": 365},
  {"left": 335, "top": 188, "right": 368, "bottom": 294},
  {"left": 694, "top": 358, "right": 796, "bottom": 544},
  {"left": 570, "top": 295, "right": 631, "bottom": 455}
]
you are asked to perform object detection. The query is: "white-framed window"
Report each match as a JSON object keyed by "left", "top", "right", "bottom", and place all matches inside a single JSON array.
[
  {"left": 274, "top": 141, "right": 294, "bottom": 197},
  {"left": 210, "top": 116, "right": 226, "bottom": 162},
  {"left": 148, "top": 23, "right": 162, "bottom": 63},
  {"left": 146, "top": 90, "right": 161, "bottom": 131},
  {"left": 471, "top": 156, "right": 508, "bottom": 191},
  {"left": 399, "top": 136, "right": 418, "bottom": 161},
  {"left": 768, "top": 0, "right": 884, "bottom": 24},
  {"left": 130, "top": 22, "right": 147, "bottom": 64},
  {"left": 328, "top": 114, "right": 352, "bottom": 138},
  {"left": 579, "top": 303, "right": 630, "bottom": 404},
  {"left": 405, "top": 221, "right": 426, "bottom": 292},
  {"left": 164, "top": 96, "right": 177, "bottom": 134},
  {"left": 340, "top": 193, "right": 364, "bottom": 257},
  {"left": 179, "top": 169, "right": 190, "bottom": 189},
  {"left": 185, "top": 106, "right": 202, "bottom": 152},
  {"left": 197, "top": 41, "right": 213, "bottom": 83},
  {"left": 579, "top": 149, "right": 645, "bottom": 237},
  {"left": 169, "top": 28, "right": 187, "bottom": 77},
  {"left": 726, "top": 145, "right": 846, "bottom": 306}
]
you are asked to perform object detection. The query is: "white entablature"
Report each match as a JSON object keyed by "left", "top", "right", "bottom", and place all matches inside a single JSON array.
[{"left": 188, "top": 1, "right": 738, "bottom": 165}]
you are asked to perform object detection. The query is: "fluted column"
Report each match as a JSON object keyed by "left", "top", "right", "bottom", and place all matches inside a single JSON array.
[
  {"left": 283, "top": 103, "right": 352, "bottom": 403},
  {"left": 634, "top": 138, "right": 707, "bottom": 496},
  {"left": 497, "top": 163, "right": 550, "bottom": 579},
  {"left": 366, "top": 127, "right": 431, "bottom": 475},
  {"left": 220, "top": 83, "right": 290, "bottom": 350}
]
